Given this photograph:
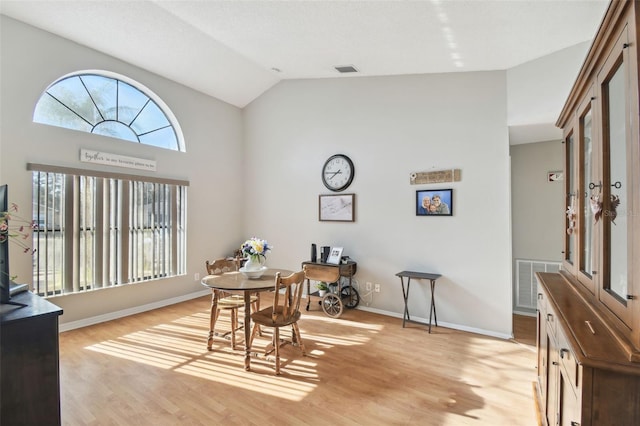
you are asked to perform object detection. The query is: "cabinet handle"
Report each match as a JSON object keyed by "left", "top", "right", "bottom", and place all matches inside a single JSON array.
[
  {"left": 547, "top": 313, "right": 553, "bottom": 322},
  {"left": 552, "top": 361, "right": 559, "bottom": 366},
  {"left": 585, "top": 321, "right": 596, "bottom": 334},
  {"left": 560, "top": 348, "right": 569, "bottom": 359},
  {"left": 571, "top": 422, "right": 580, "bottom": 426},
  {"left": 537, "top": 293, "right": 543, "bottom": 300}
]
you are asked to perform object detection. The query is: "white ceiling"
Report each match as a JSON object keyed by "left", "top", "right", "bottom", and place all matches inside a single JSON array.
[{"left": 0, "top": 0, "right": 609, "bottom": 108}]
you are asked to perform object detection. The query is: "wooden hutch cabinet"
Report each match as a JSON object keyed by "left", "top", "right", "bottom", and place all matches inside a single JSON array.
[{"left": 535, "top": 1, "right": 640, "bottom": 425}]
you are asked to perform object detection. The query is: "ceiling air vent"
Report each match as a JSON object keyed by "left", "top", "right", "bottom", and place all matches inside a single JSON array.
[{"left": 335, "top": 65, "right": 359, "bottom": 73}]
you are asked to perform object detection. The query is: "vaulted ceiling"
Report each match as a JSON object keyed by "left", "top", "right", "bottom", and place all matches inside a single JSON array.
[{"left": 1, "top": 0, "right": 609, "bottom": 108}]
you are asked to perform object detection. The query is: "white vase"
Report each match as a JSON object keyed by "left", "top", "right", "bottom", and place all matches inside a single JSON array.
[
  {"left": 318, "top": 290, "right": 327, "bottom": 297},
  {"left": 245, "top": 255, "right": 265, "bottom": 271}
]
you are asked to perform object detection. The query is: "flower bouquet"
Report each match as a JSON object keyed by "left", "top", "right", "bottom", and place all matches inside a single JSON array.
[{"left": 239, "top": 237, "right": 271, "bottom": 276}]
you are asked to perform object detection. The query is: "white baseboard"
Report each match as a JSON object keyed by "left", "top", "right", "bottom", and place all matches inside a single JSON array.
[
  {"left": 60, "top": 290, "right": 514, "bottom": 340},
  {"left": 356, "top": 306, "right": 514, "bottom": 340},
  {"left": 59, "top": 289, "right": 210, "bottom": 333}
]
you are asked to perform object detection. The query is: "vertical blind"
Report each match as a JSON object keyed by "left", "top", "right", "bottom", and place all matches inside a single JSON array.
[{"left": 28, "top": 163, "right": 188, "bottom": 297}]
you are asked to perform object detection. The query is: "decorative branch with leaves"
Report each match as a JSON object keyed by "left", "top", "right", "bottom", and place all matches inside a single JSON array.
[{"left": 0, "top": 203, "right": 37, "bottom": 255}]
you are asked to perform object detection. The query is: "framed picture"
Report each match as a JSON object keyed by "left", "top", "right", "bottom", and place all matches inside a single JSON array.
[
  {"left": 416, "top": 189, "right": 453, "bottom": 216},
  {"left": 319, "top": 194, "right": 355, "bottom": 222},
  {"left": 326, "top": 247, "right": 343, "bottom": 264}
]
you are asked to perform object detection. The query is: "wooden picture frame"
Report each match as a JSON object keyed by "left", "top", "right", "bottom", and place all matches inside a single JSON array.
[
  {"left": 416, "top": 189, "right": 453, "bottom": 216},
  {"left": 319, "top": 194, "right": 355, "bottom": 222}
]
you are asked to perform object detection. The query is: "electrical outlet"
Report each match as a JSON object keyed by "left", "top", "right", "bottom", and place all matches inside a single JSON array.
[
  {"left": 366, "top": 282, "right": 372, "bottom": 291},
  {"left": 194, "top": 272, "right": 200, "bottom": 282},
  {"left": 374, "top": 283, "right": 381, "bottom": 293}
]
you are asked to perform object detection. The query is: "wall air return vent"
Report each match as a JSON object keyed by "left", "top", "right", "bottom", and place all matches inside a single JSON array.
[{"left": 516, "top": 259, "right": 561, "bottom": 310}]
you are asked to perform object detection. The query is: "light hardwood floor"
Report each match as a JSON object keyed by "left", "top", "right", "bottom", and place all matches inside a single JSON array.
[{"left": 59, "top": 295, "right": 538, "bottom": 425}]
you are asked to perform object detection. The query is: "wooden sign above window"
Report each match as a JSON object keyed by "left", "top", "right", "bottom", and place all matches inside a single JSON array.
[{"left": 80, "top": 149, "right": 156, "bottom": 172}]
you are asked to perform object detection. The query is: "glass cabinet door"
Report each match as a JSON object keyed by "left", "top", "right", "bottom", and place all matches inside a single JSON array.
[
  {"left": 605, "top": 59, "right": 628, "bottom": 302},
  {"left": 581, "top": 108, "right": 594, "bottom": 278},
  {"left": 565, "top": 132, "right": 575, "bottom": 268},
  {"left": 598, "top": 25, "right": 631, "bottom": 325},
  {"left": 577, "top": 93, "right": 596, "bottom": 294}
]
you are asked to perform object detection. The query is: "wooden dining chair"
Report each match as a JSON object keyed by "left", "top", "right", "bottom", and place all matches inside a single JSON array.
[
  {"left": 249, "top": 269, "right": 307, "bottom": 375},
  {"left": 205, "top": 258, "right": 259, "bottom": 350}
]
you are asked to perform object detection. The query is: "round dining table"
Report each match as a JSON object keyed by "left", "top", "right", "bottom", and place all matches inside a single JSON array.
[{"left": 201, "top": 268, "right": 293, "bottom": 371}]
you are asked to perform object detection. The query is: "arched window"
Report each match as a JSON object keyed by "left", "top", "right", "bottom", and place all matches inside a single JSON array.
[{"left": 34, "top": 71, "right": 185, "bottom": 151}]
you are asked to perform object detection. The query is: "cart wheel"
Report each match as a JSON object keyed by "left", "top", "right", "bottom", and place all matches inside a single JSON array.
[
  {"left": 340, "top": 285, "right": 360, "bottom": 309},
  {"left": 321, "top": 293, "right": 344, "bottom": 318}
]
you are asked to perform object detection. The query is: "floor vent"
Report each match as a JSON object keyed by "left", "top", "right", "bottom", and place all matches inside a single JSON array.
[{"left": 516, "top": 259, "right": 561, "bottom": 310}]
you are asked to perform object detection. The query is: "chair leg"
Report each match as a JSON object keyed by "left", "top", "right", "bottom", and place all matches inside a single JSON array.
[
  {"left": 249, "top": 321, "right": 260, "bottom": 348},
  {"left": 274, "top": 327, "right": 281, "bottom": 375},
  {"left": 292, "top": 323, "right": 306, "bottom": 356}
]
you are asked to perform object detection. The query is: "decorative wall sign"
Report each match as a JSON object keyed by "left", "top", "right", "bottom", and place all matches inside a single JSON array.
[
  {"left": 547, "top": 171, "right": 564, "bottom": 182},
  {"left": 80, "top": 149, "right": 156, "bottom": 171},
  {"left": 410, "top": 169, "right": 461, "bottom": 185}
]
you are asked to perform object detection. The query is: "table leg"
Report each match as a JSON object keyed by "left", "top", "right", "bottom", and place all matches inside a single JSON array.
[
  {"left": 244, "top": 291, "right": 252, "bottom": 371},
  {"left": 428, "top": 279, "right": 437, "bottom": 333},
  {"left": 401, "top": 277, "right": 411, "bottom": 327},
  {"left": 207, "top": 290, "right": 219, "bottom": 350},
  {"left": 305, "top": 278, "right": 311, "bottom": 311}
]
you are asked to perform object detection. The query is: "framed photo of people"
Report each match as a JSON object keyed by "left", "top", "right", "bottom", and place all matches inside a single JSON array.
[{"left": 416, "top": 189, "right": 453, "bottom": 216}]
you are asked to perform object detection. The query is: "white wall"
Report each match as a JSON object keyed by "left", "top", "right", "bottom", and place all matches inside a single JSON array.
[
  {"left": 507, "top": 42, "right": 591, "bottom": 145},
  {"left": 2, "top": 16, "right": 515, "bottom": 338},
  {"left": 0, "top": 17, "right": 244, "bottom": 325},
  {"left": 511, "top": 141, "right": 564, "bottom": 262},
  {"left": 243, "top": 73, "right": 513, "bottom": 337},
  {"left": 510, "top": 141, "right": 564, "bottom": 314}
]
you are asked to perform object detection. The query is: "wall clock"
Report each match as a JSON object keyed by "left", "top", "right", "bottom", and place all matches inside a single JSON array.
[{"left": 322, "top": 154, "right": 354, "bottom": 192}]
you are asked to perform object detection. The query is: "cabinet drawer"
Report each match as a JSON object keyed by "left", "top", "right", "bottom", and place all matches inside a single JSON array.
[
  {"left": 557, "top": 327, "right": 579, "bottom": 390},
  {"left": 537, "top": 291, "right": 547, "bottom": 316}
]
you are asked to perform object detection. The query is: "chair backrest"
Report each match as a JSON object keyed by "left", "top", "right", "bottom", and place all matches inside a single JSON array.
[
  {"left": 205, "top": 258, "right": 238, "bottom": 275},
  {"left": 272, "top": 269, "right": 306, "bottom": 323}
]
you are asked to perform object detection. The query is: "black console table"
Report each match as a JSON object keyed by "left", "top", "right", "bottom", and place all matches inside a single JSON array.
[
  {"left": 1, "top": 291, "right": 63, "bottom": 425},
  {"left": 396, "top": 270, "right": 442, "bottom": 333}
]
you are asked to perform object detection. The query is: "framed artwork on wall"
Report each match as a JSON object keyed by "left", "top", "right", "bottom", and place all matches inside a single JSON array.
[
  {"left": 416, "top": 189, "right": 453, "bottom": 216},
  {"left": 319, "top": 194, "right": 355, "bottom": 222}
]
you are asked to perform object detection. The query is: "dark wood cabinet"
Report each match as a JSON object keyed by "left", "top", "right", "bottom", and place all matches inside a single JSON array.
[
  {"left": 536, "top": 273, "right": 640, "bottom": 426},
  {"left": 1, "top": 291, "right": 63, "bottom": 425},
  {"left": 538, "top": 1, "right": 640, "bottom": 423}
]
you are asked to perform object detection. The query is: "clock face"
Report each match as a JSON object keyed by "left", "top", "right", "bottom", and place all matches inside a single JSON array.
[{"left": 322, "top": 154, "right": 354, "bottom": 192}]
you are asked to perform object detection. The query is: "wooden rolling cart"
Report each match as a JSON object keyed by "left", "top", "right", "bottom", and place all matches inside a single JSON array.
[{"left": 302, "top": 260, "right": 358, "bottom": 318}]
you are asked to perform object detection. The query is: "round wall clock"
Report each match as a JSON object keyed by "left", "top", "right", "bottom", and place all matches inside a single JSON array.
[{"left": 322, "top": 154, "right": 354, "bottom": 192}]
